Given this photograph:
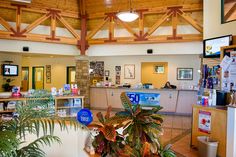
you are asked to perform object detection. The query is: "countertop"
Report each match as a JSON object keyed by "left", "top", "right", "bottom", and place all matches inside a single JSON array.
[{"left": 90, "top": 86, "right": 198, "bottom": 91}]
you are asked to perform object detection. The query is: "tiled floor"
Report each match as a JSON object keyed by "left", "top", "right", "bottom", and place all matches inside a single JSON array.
[{"left": 92, "top": 109, "right": 198, "bottom": 157}]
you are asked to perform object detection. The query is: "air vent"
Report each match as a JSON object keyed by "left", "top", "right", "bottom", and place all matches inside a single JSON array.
[{"left": 12, "top": 0, "right": 32, "bottom": 3}]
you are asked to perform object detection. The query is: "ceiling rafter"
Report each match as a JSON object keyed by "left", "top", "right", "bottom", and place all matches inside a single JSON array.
[{"left": 0, "top": 2, "right": 203, "bottom": 55}]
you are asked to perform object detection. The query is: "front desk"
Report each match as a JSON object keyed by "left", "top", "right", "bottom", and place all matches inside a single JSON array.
[{"left": 90, "top": 87, "right": 197, "bottom": 114}]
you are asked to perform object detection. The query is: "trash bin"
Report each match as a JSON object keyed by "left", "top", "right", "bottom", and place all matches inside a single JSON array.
[{"left": 197, "top": 136, "right": 218, "bottom": 157}]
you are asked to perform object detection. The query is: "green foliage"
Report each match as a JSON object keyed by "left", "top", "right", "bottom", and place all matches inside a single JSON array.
[
  {"left": 0, "top": 90, "right": 81, "bottom": 157},
  {"left": 93, "top": 92, "right": 176, "bottom": 157}
]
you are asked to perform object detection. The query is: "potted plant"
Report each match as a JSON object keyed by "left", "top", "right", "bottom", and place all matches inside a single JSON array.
[
  {"left": 92, "top": 92, "right": 176, "bottom": 157},
  {"left": 2, "top": 78, "right": 13, "bottom": 92},
  {"left": 0, "top": 90, "right": 81, "bottom": 157}
]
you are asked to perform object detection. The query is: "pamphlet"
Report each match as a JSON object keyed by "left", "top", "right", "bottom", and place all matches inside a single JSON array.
[{"left": 220, "top": 55, "right": 233, "bottom": 71}]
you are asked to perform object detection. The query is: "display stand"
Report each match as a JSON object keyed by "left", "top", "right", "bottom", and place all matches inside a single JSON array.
[
  {"left": 226, "top": 106, "right": 236, "bottom": 157},
  {"left": 0, "top": 95, "right": 84, "bottom": 117}
]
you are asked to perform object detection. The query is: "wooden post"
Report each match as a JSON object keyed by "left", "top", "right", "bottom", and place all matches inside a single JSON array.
[{"left": 78, "top": 15, "right": 89, "bottom": 55}]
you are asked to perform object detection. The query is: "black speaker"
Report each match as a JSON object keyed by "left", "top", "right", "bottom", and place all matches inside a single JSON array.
[
  {"left": 23, "top": 46, "right": 29, "bottom": 52},
  {"left": 147, "top": 49, "right": 153, "bottom": 54}
]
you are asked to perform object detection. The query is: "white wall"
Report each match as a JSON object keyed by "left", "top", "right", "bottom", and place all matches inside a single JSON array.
[
  {"left": 90, "top": 54, "right": 201, "bottom": 88},
  {"left": 88, "top": 42, "right": 202, "bottom": 56},
  {"left": 204, "top": 0, "right": 236, "bottom": 39}
]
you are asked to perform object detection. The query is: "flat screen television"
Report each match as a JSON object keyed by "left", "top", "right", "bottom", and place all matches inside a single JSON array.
[
  {"left": 2, "top": 64, "right": 18, "bottom": 76},
  {"left": 203, "top": 35, "right": 232, "bottom": 58}
]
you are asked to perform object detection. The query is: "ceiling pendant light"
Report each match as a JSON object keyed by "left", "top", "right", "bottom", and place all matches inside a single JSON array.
[{"left": 116, "top": 0, "right": 139, "bottom": 22}]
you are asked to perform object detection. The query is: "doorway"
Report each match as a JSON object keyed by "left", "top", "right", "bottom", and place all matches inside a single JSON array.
[
  {"left": 66, "top": 66, "right": 76, "bottom": 84},
  {"left": 141, "top": 62, "right": 168, "bottom": 88},
  {"left": 32, "top": 67, "right": 44, "bottom": 90},
  {"left": 21, "top": 67, "right": 29, "bottom": 91}
]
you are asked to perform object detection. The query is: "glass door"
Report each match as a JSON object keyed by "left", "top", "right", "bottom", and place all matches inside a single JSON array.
[
  {"left": 21, "top": 67, "right": 29, "bottom": 91},
  {"left": 66, "top": 66, "right": 76, "bottom": 84},
  {"left": 32, "top": 67, "right": 44, "bottom": 90}
]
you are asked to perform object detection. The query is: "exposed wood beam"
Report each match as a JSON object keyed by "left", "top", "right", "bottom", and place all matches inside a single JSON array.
[
  {"left": 88, "top": 34, "right": 202, "bottom": 44},
  {"left": 104, "top": 14, "right": 116, "bottom": 42},
  {"left": 0, "top": 16, "right": 14, "bottom": 32},
  {"left": 146, "top": 12, "right": 172, "bottom": 37},
  {"left": 167, "top": 6, "right": 183, "bottom": 40},
  {"left": 0, "top": 31, "right": 77, "bottom": 45},
  {"left": 57, "top": 15, "right": 80, "bottom": 40},
  {"left": 46, "top": 10, "right": 60, "bottom": 41},
  {"left": 86, "top": 18, "right": 108, "bottom": 40},
  {"left": 178, "top": 10, "right": 203, "bottom": 33},
  {"left": 115, "top": 17, "right": 138, "bottom": 38},
  {"left": 21, "top": 14, "right": 51, "bottom": 34},
  {"left": 87, "top": 4, "right": 202, "bottom": 19}
]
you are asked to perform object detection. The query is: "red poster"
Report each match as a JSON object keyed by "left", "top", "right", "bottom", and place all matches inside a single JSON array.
[{"left": 198, "top": 110, "right": 211, "bottom": 134}]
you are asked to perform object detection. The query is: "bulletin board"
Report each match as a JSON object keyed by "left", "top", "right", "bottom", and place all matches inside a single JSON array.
[{"left": 220, "top": 45, "right": 236, "bottom": 92}]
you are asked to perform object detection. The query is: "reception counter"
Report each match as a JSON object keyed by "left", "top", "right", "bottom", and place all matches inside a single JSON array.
[{"left": 90, "top": 87, "right": 197, "bottom": 114}]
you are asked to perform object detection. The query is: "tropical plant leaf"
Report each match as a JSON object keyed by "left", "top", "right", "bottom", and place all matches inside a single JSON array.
[
  {"left": 105, "top": 106, "right": 112, "bottom": 119},
  {"left": 97, "top": 112, "right": 105, "bottom": 124},
  {"left": 105, "top": 115, "right": 130, "bottom": 126},
  {"left": 120, "top": 92, "right": 133, "bottom": 114},
  {"left": 142, "top": 142, "right": 151, "bottom": 157},
  {"left": 99, "top": 125, "right": 117, "bottom": 142}
]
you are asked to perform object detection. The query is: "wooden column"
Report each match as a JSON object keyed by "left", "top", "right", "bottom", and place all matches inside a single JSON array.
[{"left": 78, "top": 15, "right": 89, "bottom": 55}]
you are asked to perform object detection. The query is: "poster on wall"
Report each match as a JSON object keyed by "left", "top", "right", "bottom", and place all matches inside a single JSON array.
[
  {"left": 221, "top": 50, "right": 236, "bottom": 92},
  {"left": 126, "top": 92, "right": 160, "bottom": 107},
  {"left": 198, "top": 110, "right": 211, "bottom": 134},
  {"left": 90, "top": 61, "right": 104, "bottom": 77},
  {"left": 46, "top": 65, "right": 51, "bottom": 83},
  {"left": 115, "top": 66, "right": 121, "bottom": 85},
  {"left": 124, "top": 64, "right": 135, "bottom": 79}
]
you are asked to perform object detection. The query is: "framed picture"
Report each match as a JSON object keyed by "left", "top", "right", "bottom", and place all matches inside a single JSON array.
[
  {"left": 105, "top": 70, "right": 109, "bottom": 76},
  {"left": 154, "top": 65, "right": 164, "bottom": 74},
  {"left": 177, "top": 68, "right": 193, "bottom": 80},
  {"left": 221, "top": 0, "right": 236, "bottom": 23},
  {"left": 115, "top": 66, "right": 121, "bottom": 71},
  {"left": 46, "top": 65, "right": 51, "bottom": 83},
  {"left": 124, "top": 64, "right": 135, "bottom": 79}
]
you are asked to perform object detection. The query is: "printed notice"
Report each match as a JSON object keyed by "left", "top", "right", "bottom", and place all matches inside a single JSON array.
[{"left": 198, "top": 110, "right": 211, "bottom": 134}]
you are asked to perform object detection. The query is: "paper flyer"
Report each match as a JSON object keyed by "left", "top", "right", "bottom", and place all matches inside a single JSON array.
[{"left": 198, "top": 110, "right": 211, "bottom": 134}]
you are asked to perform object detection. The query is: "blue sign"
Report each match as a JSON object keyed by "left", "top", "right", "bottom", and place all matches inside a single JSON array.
[
  {"left": 77, "top": 109, "right": 93, "bottom": 126},
  {"left": 126, "top": 92, "right": 160, "bottom": 107}
]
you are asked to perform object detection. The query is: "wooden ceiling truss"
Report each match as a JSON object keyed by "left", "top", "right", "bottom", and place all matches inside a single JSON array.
[
  {"left": 88, "top": 5, "right": 203, "bottom": 44},
  {"left": 0, "top": 3, "right": 203, "bottom": 55}
]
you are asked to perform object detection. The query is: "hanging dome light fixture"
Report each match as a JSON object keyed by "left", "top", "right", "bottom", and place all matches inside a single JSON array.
[{"left": 116, "top": 0, "right": 139, "bottom": 22}]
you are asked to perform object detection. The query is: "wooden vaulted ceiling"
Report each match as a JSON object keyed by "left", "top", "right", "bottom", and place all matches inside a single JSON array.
[
  {"left": 0, "top": 0, "right": 203, "bottom": 55},
  {"left": 0, "top": 0, "right": 203, "bottom": 30}
]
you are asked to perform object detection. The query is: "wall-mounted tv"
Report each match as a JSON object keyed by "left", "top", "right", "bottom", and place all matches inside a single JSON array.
[
  {"left": 203, "top": 35, "right": 232, "bottom": 58},
  {"left": 2, "top": 64, "right": 19, "bottom": 76}
]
